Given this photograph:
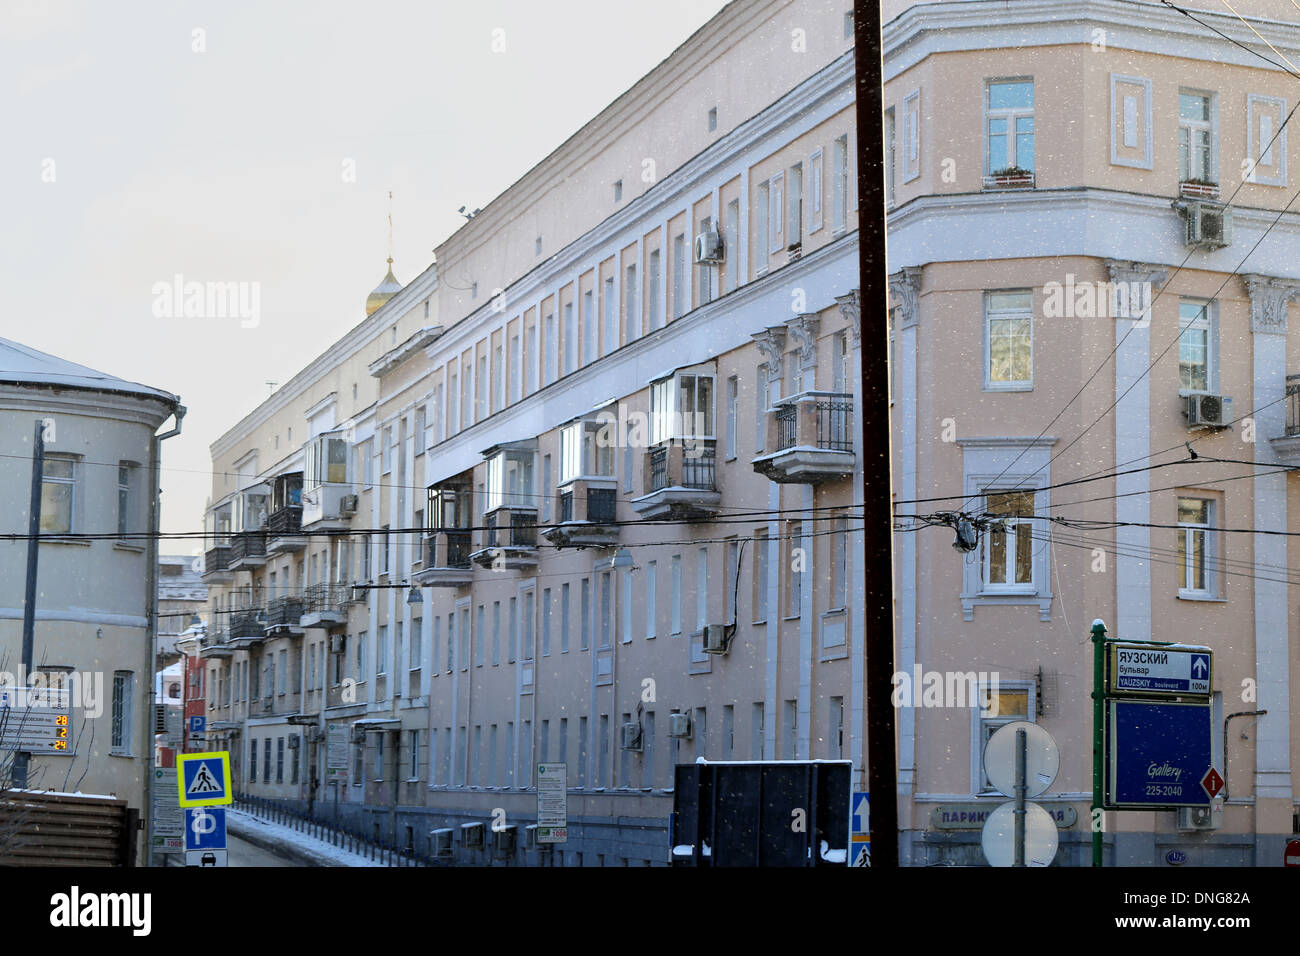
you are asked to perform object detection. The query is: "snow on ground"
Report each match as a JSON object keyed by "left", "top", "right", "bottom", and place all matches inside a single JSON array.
[{"left": 227, "top": 808, "right": 389, "bottom": 867}]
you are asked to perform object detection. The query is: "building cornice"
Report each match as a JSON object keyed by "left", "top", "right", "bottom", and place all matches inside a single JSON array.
[{"left": 884, "top": 0, "right": 1300, "bottom": 80}]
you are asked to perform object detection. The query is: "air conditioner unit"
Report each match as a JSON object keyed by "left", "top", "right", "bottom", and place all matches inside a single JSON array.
[
  {"left": 493, "top": 824, "right": 517, "bottom": 854},
  {"left": 154, "top": 704, "right": 167, "bottom": 734},
  {"left": 339, "top": 494, "right": 359, "bottom": 516},
  {"left": 1176, "top": 805, "right": 1219, "bottom": 831},
  {"left": 701, "top": 624, "right": 729, "bottom": 655},
  {"left": 329, "top": 634, "right": 346, "bottom": 654},
  {"left": 694, "top": 230, "right": 724, "bottom": 264},
  {"left": 287, "top": 736, "right": 300, "bottom": 750},
  {"left": 668, "top": 712, "right": 692, "bottom": 739},
  {"left": 1176, "top": 200, "right": 1232, "bottom": 249},
  {"left": 620, "top": 721, "right": 643, "bottom": 751},
  {"left": 431, "top": 828, "right": 454, "bottom": 857},
  {"left": 1185, "top": 393, "right": 1233, "bottom": 428},
  {"left": 461, "top": 822, "right": 485, "bottom": 849}
]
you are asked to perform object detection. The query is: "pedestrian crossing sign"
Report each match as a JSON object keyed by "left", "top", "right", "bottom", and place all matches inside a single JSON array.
[{"left": 177, "top": 751, "right": 232, "bottom": 807}]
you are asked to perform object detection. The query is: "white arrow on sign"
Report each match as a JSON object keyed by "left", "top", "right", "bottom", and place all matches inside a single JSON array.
[{"left": 1193, "top": 657, "right": 1207, "bottom": 677}]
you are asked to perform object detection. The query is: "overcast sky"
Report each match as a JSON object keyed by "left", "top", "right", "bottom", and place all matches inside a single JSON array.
[{"left": 1, "top": 0, "right": 729, "bottom": 539}]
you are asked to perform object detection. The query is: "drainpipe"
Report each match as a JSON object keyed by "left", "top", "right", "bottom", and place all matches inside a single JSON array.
[
  {"left": 145, "top": 404, "right": 186, "bottom": 868},
  {"left": 1222, "top": 710, "right": 1266, "bottom": 801}
]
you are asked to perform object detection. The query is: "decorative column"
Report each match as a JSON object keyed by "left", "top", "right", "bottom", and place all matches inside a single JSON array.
[{"left": 1244, "top": 274, "right": 1300, "bottom": 852}]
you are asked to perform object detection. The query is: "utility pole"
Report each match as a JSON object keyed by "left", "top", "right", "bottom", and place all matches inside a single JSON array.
[
  {"left": 855, "top": 0, "right": 898, "bottom": 867},
  {"left": 13, "top": 420, "right": 45, "bottom": 789}
]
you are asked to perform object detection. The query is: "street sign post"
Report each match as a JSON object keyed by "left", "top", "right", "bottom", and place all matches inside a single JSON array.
[
  {"left": 536, "top": 762, "right": 567, "bottom": 844},
  {"left": 152, "top": 767, "right": 184, "bottom": 853},
  {"left": 177, "top": 751, "right": 233, "bottom": 807},
  {"left": 848, "top": 792, "right": 870, "bottom": 866},
  {"left": 981, "top": 721, "right": 1060, "bottom": 867},
  {"left": 1107, "top": 643, "right": 1211, "bottom": 697},
  {"left": 1106, "top": 699, "right": 1213, "bottom": 809}
]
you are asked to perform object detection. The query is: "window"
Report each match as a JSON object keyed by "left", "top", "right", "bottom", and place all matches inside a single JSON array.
[
  {"left": 381, "top": 526, "right": 390, "bottom": 574},
  {"left": 786, "top": 163, "right": 802, "bottom": 246},
  {"left": 583, "top": 289, "right": 595, "bottom": 365},
  {"left": 250, "top": 739, "right": 258, "bottom": 782},
  {"left": 381, "top": 426, "right": 393, "bottom": 474},
  {"left": 982, "top": 491, "right": 1035, "bottom": 590},
  {"left": 828, "top": 697, "right": 844, "bottom": 759},
  {"left": 986, "top": 79, "right": 1035, "bottom": 174},
  {"left": 411, "top": 618, "right": 422, "bottom": 672},
  {"left": 603, "top": 276, "right": 616, "bottom": 355},
  {"left": 376, "top": 732, "right": 385, "bottom": 782},
  {"left": 599, "top": 572, "right": 612, "bottom": 648},
  {"left": 755, "top": 181, "right": 770, "bottom": 275},
  {"left": 614, "top": 180, "right": 623, "bottom": 202},
  {"left": 1178, "top": 300, "right": 1214, "bottom": 392},
  {"left": 768, "top": 172, "right": 784, "bottom": 254},
  {"left": 357, "top": 631, "right": 366, "bottom": 682},
  {"left": 753, "top": 529, "right": 769, "bottom": 622},
  {"left": 276, "top": 737, "right": 285, "bottom": 783},
  {"left": 415, "top": 406, "right": 427, "bottom": 456},
  {"left": 559, "top": 421, "right": 614, "bottom": 483},
  {"left": 725, "top": 539, "right": 739, "bottom": 623},
  {"left": 561, "top": 583, "right": 571, "bottom": 653},
  {"left": 264, "top": 735, "right": 272, "bottom": 781},
  {"left": 648, "top": 249, "right": 662, "bottom": 330},
  {"left": 476, "top": 605, "right": 485, "bottom": 666},
  {"left": 708, "top": 106, "right": 717, "bottom": 132},
  {"left": 884, "top": 109, "right": 895, "bottom": 206},
  {"left": 278, "top": 648, "right": 288, "bottom": 694},
  {"left": 902, "top": 92, "right": 920, "bottom": 183},
  {"left": 645, "top": 560, "right": 657, "bottom": 639},
  {"left": 1177, "top": 497, "right": 1217, "bottom": 597},
  {"left": 642, "top": 712, "right": 655, "bottom": 788},
  {"left": 523, "top": 325, "right": 536, "bottom": 396},
  {"left": 672, "top": 234, "right": 686, "bottom": 319},
  {"left": 725, "top": 376, "right": 738, "bottom": 460},
  {"left": 492, "top": 342, "right": 504, "bottom": 413},
  {"left": 117, "top": 463, "right": 136, "bottom": 536},
  {"left": 564, "top": 302, "right": 576, "bottom": 375},
  {"left": 580, "top": 577, "right": 591, "bottom": 651},
  {"left": 648, "top": 371, "right": 715, "bottom": 444},
  {"left": 485, "top": 445, "right": 535, "bottom": 512},
  {"left": 492, "top": 601, "right": 500, "bottom": 666},
  {"left": 476, "top": 353, "right": 488, "bottom": 421},
  {"left": 111, "top": 671, "right": 133, "bottom": 755},
  {"left": 544, "top": 313, "right": 557, "bottom": 384},
  {"left": 621, "top": 568, "right": 633, "bottom": 644},
  {"left": 782, "top": 699, "right": 797, "bottom": 760},
  {"left": 785, "top": 522, "right": 803, "bottom": 617},
  {"left": 697, "top": 218, "right": 713, "bottom": 305},
  {"left": 670, "top": 555, "right": 682, "bottom": 635},
  {"left": 410, "top": 729, "right": 419, "bottom": 779},
  {"left": 624, "top": 264, "right": 638, "bottom": 342},
  {"left": 542, "top": 588, "right": 552, "bottom": 656},
  {"left": 541, "top": 454, "right": 551, "bottom": 521},
  {"left": 725, "top": 199, "right": 740, "bottom": 291},
  {"left": 979, "top": 685, "right": 1032, "bottom": 792},
  {"left": 578, "top": 716, "right": 588, "bottom": 787},
  {"left": 755, "top": 365, "right": 768, "bottom": 452},
  {"left": 447, "top": 370, "right": 459, "bottom": 435},
  {"left": 830, "top": 517, "right": 848, "bottom": 610},
  {"left": 41, "top": 456, "right": 76, "bottom": 534},
  {"left": 722, "top": 705, "right": 735, "bottom": 760},
  {"left": 1179, "top": 90, "right": 1215, "bottom": 183},
  {"left": 809, "top": 150, "right": 823, "bottom": 233},
  {"left": 985, "top": 291, "right": 1033, "bottom": 389}
]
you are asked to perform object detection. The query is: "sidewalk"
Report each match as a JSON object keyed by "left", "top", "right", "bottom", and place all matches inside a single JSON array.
[{"left": 226, "top": 808, "right": 387, "bottom": 867}]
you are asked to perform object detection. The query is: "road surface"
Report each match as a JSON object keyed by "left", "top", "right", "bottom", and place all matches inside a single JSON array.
[{"left": 228, "top": 831, "right": 297, "bottom": 867}]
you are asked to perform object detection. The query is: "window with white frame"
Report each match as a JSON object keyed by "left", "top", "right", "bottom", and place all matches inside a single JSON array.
[
  {"left": 986, "top": 79, "right": 1035, "bottom": 175},
  {"left": 111, "top": 671, "right": 133, "bottom": 755},
  {"left": 809, "top": 150, "right": 823, "bottom": 232},
  {"left": 485, "top": 445, "right": 536, "bottom": 512},
  {"left": 41, "top": 456, "right": 77, "bottom": 534},
  {"left": 583, "top": 290, "right": 596, "bottom": 365},
  {"left": 648, "top": 370, "right": 715, "bottom": 445},
  {"left": 117, "top": 462, "right": 136, "bottom": 536},
  {"left": 1177, "top": 496, "right": 1217, "bottom": 597},
  {"left": 768, "top": 171, "right": 784, "bottom": 254},
  {"left": 624, "top": 265, "right": 638, "bottom": 342},
  {"left": 985, "top": 291, "right": 1033, "bottom": 389},
  {"left": 558, "top": 421, "right": 614, "bottom": 483},
  {"left": 415, "top": 406, "right": 427, "bottom": 456},
  {"left": 492, "top": 342, "right": 504, "bottom": 413},
  {"left": 725, "top": 199, "right": 740, "bottom": 291},
  {"left": 755, "top": 181, "right": 770, "bottom": 275},
  {"left": 902, "top": 92, "right": 920, "bottom": 183},
  {"left": 1178, "top": 300, "right": 1215, "bottom": 392},
  {"left": 544, "top": 313, "right": 557, "bottom": 385},
  {"left": 981, "top": 490, "right": 1035, "bottom": 591},
  {"left": 977, "top": 683, "right": 1033, "bottom": 793},
  {"left": 603, "top": 276, "right": 616, "bottom": 354},
  {"left": 524, "top": 324, "right": 537, "bottom": 396},
  {"left": 648, "top": 250, "right": 662, "bottom": 330},
  {"left": 1179, "top": 90, "right": 1215, "bottom": 183},
  {"left": 786, "top": 163, "right": 802, "bottom": 247},
  {"left": 672, "top": 234, "right": 686, "bottom": 319},
  {"left": 564, "top": 302, "right": 576, "bottom": 375},
  {"left": 381, "top": 426, "right": 393, "bottom": 474},
  {"left": 725, "top": 376, "right": 738, "bottom": 460}
]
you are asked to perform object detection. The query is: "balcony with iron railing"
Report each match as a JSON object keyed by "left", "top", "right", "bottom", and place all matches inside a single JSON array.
[
  {"left": 1269, "top": 374, "right": 1300, "bottom": 463},
  {"left": 266, "top": 505, "right": 305, "bottom": 554},
  {"left": 631, "top": 440, "right": 721, "bottom": 520},
  {"left": 198, "top": 629, "right": 233, "bottom": 659},
  {"left": 300, "top": 583, "right": 351, "bottom": 627},
  {"left": 542, "top": 480, "right": 620, "bottom": 548},
  {"left": 470, "top": 509, "right": 540, "bottom": 570},
  {"left": 752, "top": 391, "right": 855, "bottom": 484},
  {"left": 228, "top": 530, "right": 268, "bottom": 569},
  {"left": 228, "top": 609, "right": 266, "bottom": 648},
  {"left": 413, "top": 531, "right": 474, "bottom": 587},
  {"left": 265, "top": 595, "right": 306, "bottom": 633},
  {"left": 202, "top": 544, "right": 233, "bottom": 582}
]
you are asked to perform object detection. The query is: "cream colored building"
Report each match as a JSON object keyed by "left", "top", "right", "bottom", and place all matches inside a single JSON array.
[
  {"left": 0, "top": 337, "right": 182, "bottom": 860},
  {"left": 886, "top": 0, "right": 1300, "bottom": 865},
  {"left": 199, "top": 0, "right": 861, "bottom": 864}
]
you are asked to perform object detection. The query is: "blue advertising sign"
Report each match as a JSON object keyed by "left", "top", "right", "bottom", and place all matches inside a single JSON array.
[
  {"left": 1106, "top": 699, "right": 1213, "bottom": 809},
  {"left": 183, "top": 807, "right": 227, "bottom": 852}
]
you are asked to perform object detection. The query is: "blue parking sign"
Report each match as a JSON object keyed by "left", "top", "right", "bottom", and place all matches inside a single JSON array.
[
  {"left": 184, "top": 807, "right": 227, "bottom": 852},
  {"left": 189, "top": 715, "right": 206, "bottom": 735}
]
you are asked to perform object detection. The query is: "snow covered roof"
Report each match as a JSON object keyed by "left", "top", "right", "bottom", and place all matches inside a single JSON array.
[{"left": 0, "top": 337, "right": 179, "bottom": 405}]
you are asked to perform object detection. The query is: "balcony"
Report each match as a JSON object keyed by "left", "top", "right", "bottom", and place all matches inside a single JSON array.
[
  {"left": 300, "top": 583, "right": 349, "bottom": 628},
  {"left": 228, "top": 531, "right": 267, "bottom": 570},
  {"left": 1269, "top": 374, "right": 1300, "bottom": 463},
  {"left": 630, "top": 440, "right": 722, "bottom": 520},
  {"left": 202, "top": 545, "right": 233, "bottom": 583},
  {"left": 752, "top": 392, "right": 855, "bottom": 484},
  {"left": 413, "top": 532, "right": 474, "bottom": 587},
  {"left": 266, "top": 505, "right": 305, "bottom": 554},
  {"left": 198, "top": 630, "right": 233, "bottom": 659},
  {"left": 983, "top": 168, "right": 1035, "bottom": 190},
  {"left": 264, "top": 595, "right": 306, "bottom": 634},
  {"left": 470, "top": 509, "right": 539, "bottom": 570},
  {"left": 228, "top": 610, "right": 266, "bottom": 649},
  {"left": 542, "top": 479, "right": 619, "bottom": 549}
]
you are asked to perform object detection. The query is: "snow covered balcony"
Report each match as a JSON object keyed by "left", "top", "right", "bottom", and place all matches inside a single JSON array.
[
  {"left": 630, "top": 440, "right": 721, "bottom": 521},
  {"left": 752, "top": 391, "right": 855, "bottom": 484}
]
